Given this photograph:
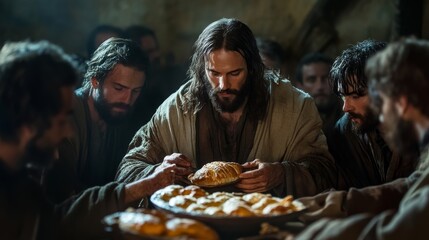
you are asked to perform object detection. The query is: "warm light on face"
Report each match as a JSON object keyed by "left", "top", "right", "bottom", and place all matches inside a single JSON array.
[{"left": 204, "top": 49, "right": 249, "bottom": 113}]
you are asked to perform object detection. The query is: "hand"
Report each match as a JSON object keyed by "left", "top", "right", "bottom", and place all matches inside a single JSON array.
[
  {"left": 297, "top": 190, "right": 347, "bottom": 223},
  {"left": 235, "top": 159, "right": 284, "bottom": 193},
  {"left": 155, "top": 153, "right": 193, "bottom": 180},
  {"left": 124, "top": 164, "right": 176, "bottom": 204}
]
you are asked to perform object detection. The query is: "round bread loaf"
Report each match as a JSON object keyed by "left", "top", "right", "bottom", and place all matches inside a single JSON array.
[
  {"left": 118, "top": 212, "right": 165, "bottom": 236},
  {"left": 166, "top": 218, "right": 219, "bottom": 240},
  {"left": 188, "top": 161, "right": 242, "bottom": 187}
]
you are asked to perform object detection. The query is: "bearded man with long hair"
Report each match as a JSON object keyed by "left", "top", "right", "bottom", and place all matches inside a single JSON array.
[{"left": 116, "top": 18, "right": 336, "bottom": 197}]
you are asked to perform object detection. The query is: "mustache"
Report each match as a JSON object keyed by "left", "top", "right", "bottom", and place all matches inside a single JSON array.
[
  {"left": 213, "top": 89, "right": 240, "bottom": 95},
  {"left": 110, "top": 102, "right": 131, "bottom": 110},
  {"left": 347, "top": 112, "right": 364, "bottom": 120}
]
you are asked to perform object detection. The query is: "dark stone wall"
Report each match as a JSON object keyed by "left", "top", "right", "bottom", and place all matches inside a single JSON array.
[{"left": 1, "top": 0, "right": 427, "bottom": 78}]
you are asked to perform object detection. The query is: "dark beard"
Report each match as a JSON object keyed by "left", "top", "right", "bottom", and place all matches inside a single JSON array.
[
  {"left": 350, "top": 107, "right": 379, "bottom": 134},
  {"left": 384, "top": 115, "right": 420, "bottom": 161},
  {"left": 93, "top": 89, "right": 132, "bottom": 125},
  {"left": 204, "top": 78, "right": 250, "bottom": 113}
]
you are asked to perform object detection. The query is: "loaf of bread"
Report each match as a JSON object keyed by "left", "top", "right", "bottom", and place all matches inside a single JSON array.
[
  {"left": 117, "top": 208, "right": 219, "bottom": 239},
  {"left": 166, "top": 218, "right": 219, "bottom": 240},
  {"left": 118, "top": 211, "right": 166, "bottom": 236},
  {"left": 188, "top": 161, "right": 242, "bottom": 187}
]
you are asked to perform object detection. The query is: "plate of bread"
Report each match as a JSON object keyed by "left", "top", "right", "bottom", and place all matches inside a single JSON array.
[
  {"left": 103, "top": 208, "right": 219, "bottom": 240},
  {"left": 150, "top": 184, "right": 307, "bottom": 237}
]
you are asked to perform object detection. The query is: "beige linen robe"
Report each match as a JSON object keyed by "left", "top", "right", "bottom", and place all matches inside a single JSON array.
[{"left": 116, "top": 78, "right": 336, "bottom": 197}]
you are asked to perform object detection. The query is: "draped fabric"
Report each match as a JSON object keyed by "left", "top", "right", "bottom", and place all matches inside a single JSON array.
[
  {"left": 116, "top": 78, "right": 337, "bottom": 197},
  {"left": 328, "top": 114, "right": 416, "bottom": 190},
  {"left": 297, "top": 144, "right": 429, "bottom": 240}
]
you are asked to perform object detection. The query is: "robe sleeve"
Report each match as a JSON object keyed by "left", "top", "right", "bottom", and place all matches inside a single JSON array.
[
  {"left": 296, "top": 187, "right": 429, "bottom": 240},
  {"left": 295, "top": 173, "right": 420, "bottom": 239},
  {"left": 54, "top": 182, "right": 127, "bottom": 239},
  {"left": 115, "top": 90, "right": 195, "bottom": 183}
]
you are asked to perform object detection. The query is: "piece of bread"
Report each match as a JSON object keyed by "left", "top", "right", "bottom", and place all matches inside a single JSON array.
[
  {"left": 188, "top": 161, "right": 242, "bottom": 187},
  {"left": 118, "top": 212, "right": 165, "bottom": 236},
  {"left": 223, "top": 198, "right": 255, "bottom": 217},
  {"left": 242, "top": 193, "right": 271, "bottom": 205},
  {"left": 166, "top": 218, "right": 219, "bottom": 240},
  {"left": 158, "top": 184, "right": 184, "bottom": 201},
  {"left": 168, "top": 195, "right": 197, "bottom": 209},
  {"left": 180, "top": 185, "right": 208, "bottom": 198},
  {"left": 262, "top": 203, "right": 294, "bottom": 215}
]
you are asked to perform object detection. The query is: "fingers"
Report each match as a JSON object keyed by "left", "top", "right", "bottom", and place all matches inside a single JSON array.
[
  {"left": 161, "top": 153, "right": 193, "bottom": 176},
  {"left": 239, "top": 167, "right": 262, "bottom": 179},
  {"left": 241, "top": 159, "right": 260, "bottom": 169},
  {"left": 295, "top": 197, "right": 315, "bottom": 210},
  {"left": 163, "top": 153, "right": 192, "bottom": 167},
  {"left": 236, "top": 176, "right": 268, "bottom": 192}
]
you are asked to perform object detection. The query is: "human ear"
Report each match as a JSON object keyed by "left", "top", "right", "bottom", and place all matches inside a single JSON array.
[
  {"left": 91, "top": 77, "right": 99, "bottom": 88},
  {"left": 395, "top": 95, "right": 409, "bottom": 118}
]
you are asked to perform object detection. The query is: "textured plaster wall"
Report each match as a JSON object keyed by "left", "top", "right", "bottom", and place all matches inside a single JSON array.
[{"left": 0, "top": 0, "right": 423, "bottom": 71}]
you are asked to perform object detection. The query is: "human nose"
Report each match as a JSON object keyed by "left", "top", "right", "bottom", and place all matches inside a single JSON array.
[
  {"left": 218, "top": 76, "right": 230, "bottom": 90},
  {"left": 121, "top": 90, "right": 133, "bottom": 104},
  {"left": 342, "top": 97, "right": 353, "bottom": 112},
  {"left": 314, "top": 79, "right": 323, "bottom": 91}
]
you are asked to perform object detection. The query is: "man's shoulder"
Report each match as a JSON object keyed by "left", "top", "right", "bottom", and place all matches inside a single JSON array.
[
  {"left": 270, "top": 78, "right": 311, "bottom": 102},
  {"left": 330, "top": 114, "right": 355, "bottom": 142}
]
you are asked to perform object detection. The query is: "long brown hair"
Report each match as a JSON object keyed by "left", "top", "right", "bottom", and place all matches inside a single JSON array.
[{"left": 183, "top": 18, "right": 269, "bottom": 121}]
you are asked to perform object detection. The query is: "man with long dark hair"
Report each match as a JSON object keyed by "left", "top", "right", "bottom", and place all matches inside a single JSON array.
[
  {"left": 116, "top": 18, "right": 336, "bottom": 197},
  {"left": 0, "top": 40, "right": 175, "bottom": 240},
  {"left": 46, "top": 38, "right": 152, "bottom": 203},
  {"left": 295, "top": 37, "right": 429, "bottom": 240},
  {"left": 328, "top": 40, "right": 415, "bottom": 190}
]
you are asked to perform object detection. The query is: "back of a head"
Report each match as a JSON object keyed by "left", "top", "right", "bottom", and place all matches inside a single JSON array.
[
  {"left": 125, "top": 25, "right": 158, "bottom": 46},
  {"left": 256, "top": 37, "right": 286, "bottom": 70},
  {"left": 366, "top": 38, "right": 429, "bottom": 117},
  {"left": 330, "top": 39, "right": 387, "bottom": 96},
  {"left": 0, "top": 40, "right": 78, "bottom": 141},
  {"left": 86, "top": 24, "right": 125, "bottom": 57},
  {"left": 83, "top": 37, "right": 150, "bottom": 91},
  {"left": 295, "top": 52, "right": 332, "bottom": 84}
]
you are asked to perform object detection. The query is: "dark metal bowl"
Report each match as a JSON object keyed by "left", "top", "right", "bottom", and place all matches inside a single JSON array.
[{"left": 150, "top": 191, "right": 307, "bottom": 239}]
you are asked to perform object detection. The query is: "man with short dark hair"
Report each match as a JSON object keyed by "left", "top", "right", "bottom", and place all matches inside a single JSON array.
[
  {"left": 328, "top": 40, "right": 415, "bottom": 190},
  {"left": 0, "top": 40, "right": 175, "bottom": 240},
  {"left": 86, "top": 24, "right": 124, "bottom": 58},
  {"left": 295, "top": 52, "right": 342, "bottom": 136},
  {"left": 116, "top": 18, "right": 336, "bottom": 198},
  {"left": 295, "top": 37, "right": 429, "bottom": 240},
  {"left": 46, "top": 38, "right": 152, "bottom": 202}
]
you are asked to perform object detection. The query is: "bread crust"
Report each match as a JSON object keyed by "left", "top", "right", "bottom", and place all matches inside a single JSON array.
[{"left": 188, "top": 161, "right": 242, "bottom": 187}]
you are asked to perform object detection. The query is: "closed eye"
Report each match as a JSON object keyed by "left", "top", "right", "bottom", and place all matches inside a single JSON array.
[{"left": 229, "top": 70, "right": 241, "bottom": 76}]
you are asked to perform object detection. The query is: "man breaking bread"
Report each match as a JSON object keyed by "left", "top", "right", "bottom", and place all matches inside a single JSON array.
[{"left": 116, "top": 18, "right": 336, "bottom": 197}]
